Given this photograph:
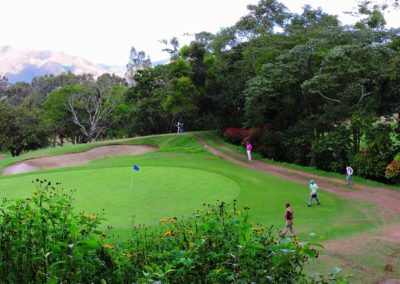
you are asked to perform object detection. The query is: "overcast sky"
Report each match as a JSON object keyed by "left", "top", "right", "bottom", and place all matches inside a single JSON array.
[{"left": 1, "top": 0, "right": 398, "bottom": 65}]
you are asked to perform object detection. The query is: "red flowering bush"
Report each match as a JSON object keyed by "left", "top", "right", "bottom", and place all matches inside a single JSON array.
[
  {"left": 223, "top": 128, "right": 250, "bottom": 145},
  {"left": 386, "top": 153, "right": 400, "bottom": 182}
]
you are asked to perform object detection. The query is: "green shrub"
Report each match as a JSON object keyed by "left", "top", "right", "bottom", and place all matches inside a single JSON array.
[
  {"left": 0, "top": 179, "right": 108, "bottom": 283},
  {"left": 0, "top": 181, "right": 347, "bottom": 283},
  {"left": 103, "top": 201, "right": 334, "bottom": 283}
]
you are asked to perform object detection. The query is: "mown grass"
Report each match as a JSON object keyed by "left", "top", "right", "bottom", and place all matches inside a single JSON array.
[
  {"left": 201, "top": 131, "right": 400, "bottom": 191},
  {"left": 0, "top": 133, "right": 379, "bottom": 242}
]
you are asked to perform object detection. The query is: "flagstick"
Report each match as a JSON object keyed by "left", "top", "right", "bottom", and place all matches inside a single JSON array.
[{"left": 130, "top": 170, "right": 134, "bottom": 192}]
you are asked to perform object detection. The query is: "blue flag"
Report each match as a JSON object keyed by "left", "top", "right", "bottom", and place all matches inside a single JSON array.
[{"left": 133, "top": 165, "right": 139, "bottom": 171}]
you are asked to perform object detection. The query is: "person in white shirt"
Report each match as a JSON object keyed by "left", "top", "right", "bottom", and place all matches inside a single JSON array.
[
  {"left": 308, "top": 180, "right": 320, "bottom": 207},
  {"left": 346, "top": 165, "right": 354, "bottom": 186}
]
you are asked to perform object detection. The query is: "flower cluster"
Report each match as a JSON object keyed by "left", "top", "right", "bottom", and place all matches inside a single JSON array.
[
  {"left": 223, "top": 128, "right": 250, "bottom": 145},
  {"left": 386, "top": 153, "right": 400, "bottom": 180}
]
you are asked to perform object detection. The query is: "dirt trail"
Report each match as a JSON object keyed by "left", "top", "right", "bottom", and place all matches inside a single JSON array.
[
  {"left": 2, "top": 145, "right": 157, "bottom": 175},
  {"left": 196, "top": 134, "right": 400, "bottom": 283}
]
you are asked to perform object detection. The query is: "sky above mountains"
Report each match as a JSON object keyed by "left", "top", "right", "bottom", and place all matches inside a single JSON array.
[{"left": 1, "top": 0, "right": 399, "bottom": 66}]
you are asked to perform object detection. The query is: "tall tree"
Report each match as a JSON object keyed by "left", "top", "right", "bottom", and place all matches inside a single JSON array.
[
  {"left": 160, "top": 37, "right": 180, "bottom": 61},
  {"left": 125, "top": 46, "right": 152, "bottom": 85},
  {"left": 67, "top": 81, "right": 125, "bottom": 142}
]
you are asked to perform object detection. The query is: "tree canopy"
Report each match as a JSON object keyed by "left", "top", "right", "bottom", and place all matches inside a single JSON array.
[{"left": 1, "top": 0, "right": 399, "bottom": 183}]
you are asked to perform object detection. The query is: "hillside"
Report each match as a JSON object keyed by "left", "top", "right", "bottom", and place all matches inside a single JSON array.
[{"left": 0, "top": 46, "right": 125, "bottom": 83}]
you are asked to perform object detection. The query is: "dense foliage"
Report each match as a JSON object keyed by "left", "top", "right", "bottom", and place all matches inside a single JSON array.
[
  {"left": 0, "top": 180, "right": 347, "bottom": 283},
  {"left": 0, "top": 0, "right": 399, "bottom": 183}
]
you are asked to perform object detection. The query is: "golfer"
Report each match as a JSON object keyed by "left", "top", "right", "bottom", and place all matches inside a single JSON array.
[
  {"left": 176, "top": 121, "right": 182, "bottom": 134},
  {"left": 346, "top": 165, "right": 353, "bottom": 186},
  {"left": 308, "top": 179, "right": 321, "bottom": 207},
  {"left": 246, "top": 141, "right": 252, "bottom": 161},
  {"left": 280, "top": 202, "right": 295, "bottom": 237}
]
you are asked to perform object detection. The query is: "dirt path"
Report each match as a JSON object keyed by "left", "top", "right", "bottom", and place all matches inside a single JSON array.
[
  {"left": 196, "top": 134, "right": 400, "bottom": 283},
  {"left": 2, "top": 145, "right": 157, "bottom": 175}
]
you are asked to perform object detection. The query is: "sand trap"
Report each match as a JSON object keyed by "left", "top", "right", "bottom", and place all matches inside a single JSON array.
[{"left": 2, "top": 145, "right": 157, "bottom": 175}]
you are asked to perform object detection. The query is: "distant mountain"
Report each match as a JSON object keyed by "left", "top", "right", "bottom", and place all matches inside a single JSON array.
[{"left": 0, "top": 46, "right": 126, "bottom": 83}]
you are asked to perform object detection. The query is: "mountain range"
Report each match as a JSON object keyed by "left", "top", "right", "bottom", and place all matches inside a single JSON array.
[{"left": 0, "top": 46, "right": 126, "bottom": 83}]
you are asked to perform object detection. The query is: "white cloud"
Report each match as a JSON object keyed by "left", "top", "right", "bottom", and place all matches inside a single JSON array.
[{"left": 0, "top": 0, "right": 398, "bottom": 65}]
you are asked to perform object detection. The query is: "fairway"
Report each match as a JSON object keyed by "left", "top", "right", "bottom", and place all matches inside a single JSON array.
[
  {"left": 0, "top": 134, "right": 379, "bottom": 242},
  {"left": 0, "top": 134, "right": 392, "bottom": 282},
  {"left": 0, "top": 166, "right": 240, "bottom": 228}
]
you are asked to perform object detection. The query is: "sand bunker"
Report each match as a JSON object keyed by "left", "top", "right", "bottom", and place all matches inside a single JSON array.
[{"left": 2, "top": 145, "right": 157, "bottom": 175}]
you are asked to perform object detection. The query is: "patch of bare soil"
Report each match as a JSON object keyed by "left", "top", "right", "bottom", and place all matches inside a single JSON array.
[
  {"left": 2, "top": 145, "right": 157, "bottom": 175},
  {"left": 196, "top": 134, "right": 400, "bottom": 284}
]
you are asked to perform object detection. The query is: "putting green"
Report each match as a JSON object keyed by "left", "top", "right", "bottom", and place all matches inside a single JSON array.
[{"left": 0, "top": 166, "right": 240, "bottom": 229}]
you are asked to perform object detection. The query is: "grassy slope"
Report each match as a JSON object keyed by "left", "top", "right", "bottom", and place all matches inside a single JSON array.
[
  {"left": 0, "top": 134, "right": 379, "bottom": 244},
  {"left": 202, "top": 131, "right": 400, "bottom": 191},
  {"left": 197, "top": 131, "right": 400, "bottom": 282}
]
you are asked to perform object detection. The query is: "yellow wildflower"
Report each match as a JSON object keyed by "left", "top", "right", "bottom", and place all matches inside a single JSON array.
[
  {"left": 200, "top": 235, "right": 207, "bottom": 239},
  {"left": 235, "top": 211, "right": 241, "bottom": 215},
  {"left": 164, "top": 231, "right": 173, "bottom": 236},
  {"left": 90, "top": 215, "right": 97, "bottom": 220},
  {"left": 188, "top": 230, "right": 195, "bottom": 235},
  {"left": 206, "top": 211, "right": 213, "bottom": 215},
  {"left": 103, "top": 245, "right": 113, "bottom": 249},
  {"left": 81, "top": 213, "right": 88, "bottom": 218},
  {"left": 168, "top": 219, "right": 176, "bottom": 223}
]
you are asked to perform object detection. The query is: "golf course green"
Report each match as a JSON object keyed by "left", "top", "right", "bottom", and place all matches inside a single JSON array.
[{"left": 0, "top": 166, "right": 240, "bottom": 228}]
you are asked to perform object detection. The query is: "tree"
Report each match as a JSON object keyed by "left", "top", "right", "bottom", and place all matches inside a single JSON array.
[
  {"left": 125, "top": 46, "right": 152, "bottom": 85},
  {"left": 125, "top": 66, "right": 173, "bottom": 135},
  {"left": 42, "top": 86, "right": 82, "bottom": 145},
  {"left": 160, "top": 37, "right": 180, "bottom": 61},
  {"left": 0, "top": 103, "right": 49, "bottom": 156},
  {"left": 163, "top": 76, "right": 197, "bottom": 117},
  {"left": 67, "top": 80, "right": 126, "bottom": 142},
  {"left": 1, "top": 82, "right": 33, "bottom": 106},
  {"left": 29, "top": 72, "right": 95, "bottom": 106},
  {"left": 0, "top": 76, "right": 9, "bottom": 98},
  {"left": 235, "top": 0, "right": 290, "bottom": 38}
]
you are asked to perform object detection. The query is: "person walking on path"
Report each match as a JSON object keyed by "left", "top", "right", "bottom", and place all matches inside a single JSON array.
[
  {"left": 280, "top": 202, "right": 295, "bottom": 237},
  {"left": 246, "top": 141, "right": 252, "bottom": 161},
  {"left": 346, "top": 165, "right": 354, "bottom": 186},
  {"left": 308, "top": 179, "right": 321, "bottom": 207},
  {"left": 176, "top": 122, "right": 182, "bottom": 134}
]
